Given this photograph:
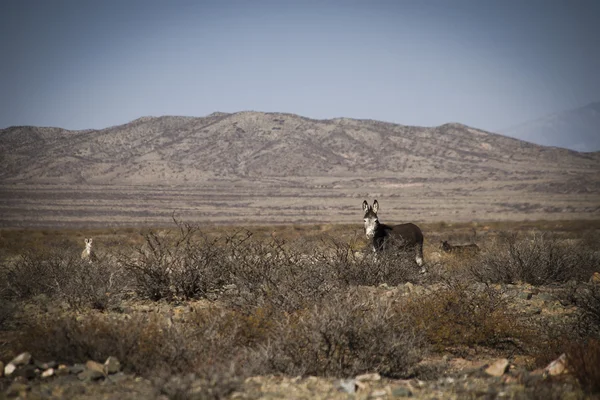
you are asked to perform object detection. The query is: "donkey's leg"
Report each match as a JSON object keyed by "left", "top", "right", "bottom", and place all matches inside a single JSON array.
[{"left": 415, "top": 243, "right": 426, "bottom": 273}]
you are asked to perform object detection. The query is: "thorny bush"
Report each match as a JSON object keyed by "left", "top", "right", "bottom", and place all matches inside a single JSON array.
[
  {"left": 316, "top": 236, "right": 421, "bottom": 287},
  {"left": 0, "top": 248, "right": 127, "bottom": 311},
  {"left": 118, "top": 219, "right": 226, "bottom": 301},
  {"left": 259, "top": 290, "right": 424, "bottom": 378},
  {"left": 471, "top": 232, "right": 598, "bottom": 286},
  {"left": 566, "top": 338, "right": 600, "bottom": 394},
  {"left": 220, "top": 231, "right": 339, "bottom": 313},
  {"left": 400, "top": 280, "right": 536, "bottom": 354}
]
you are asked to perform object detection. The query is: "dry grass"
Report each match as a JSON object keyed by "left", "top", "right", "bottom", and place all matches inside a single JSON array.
[{"left": 1, "top": 219, "right": 600, "bottom": 396}]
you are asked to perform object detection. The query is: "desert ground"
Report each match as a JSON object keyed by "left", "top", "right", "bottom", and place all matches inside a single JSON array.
[
  {"left": 1, "top": 217, "right": 599, "bottom": 399},
  {"left": 1, "top": 180, "right": 599, "bottom": 229}
]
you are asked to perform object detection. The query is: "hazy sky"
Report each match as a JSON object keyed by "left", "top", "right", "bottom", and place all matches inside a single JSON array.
[{"left": 1, "top": 0, "right": 599, "bottom": 134}]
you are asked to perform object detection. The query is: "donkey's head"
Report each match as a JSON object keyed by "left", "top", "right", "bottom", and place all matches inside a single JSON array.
[
  {"left": 84, "top": 238, "right": 93, "bottom": 250},
  {"left": 362, "top": 200, "right": 380, "bottom": 239}
]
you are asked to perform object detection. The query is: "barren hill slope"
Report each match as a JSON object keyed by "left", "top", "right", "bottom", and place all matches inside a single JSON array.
[
  {"left": 1, "top": 111, "right": 599, "bottom": 187},
  {"left": 1, "top": 112, "right": 599, "bottom": 227}
]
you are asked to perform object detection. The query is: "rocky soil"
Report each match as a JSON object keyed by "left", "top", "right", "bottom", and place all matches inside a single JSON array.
[{"left": 0, "top": 282, "right": 590, "bottom": 399}]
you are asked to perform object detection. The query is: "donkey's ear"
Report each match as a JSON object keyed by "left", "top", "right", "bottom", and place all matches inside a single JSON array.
[
  {"left": 372, "top": 200, "right": 379, "bottom": 213},
  {"left": 89, "top": 238, "right": 93, "bottom": 244},
  {"left": 362, "top": 200, "right": 369, "bottom": 212},
  {"left": 84, "top": 238, "right": 89, "bottom": 244}
]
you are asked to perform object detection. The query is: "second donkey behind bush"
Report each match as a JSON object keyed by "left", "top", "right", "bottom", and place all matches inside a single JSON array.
[{"left": 440, "top": 240, "right": 480, "bottom": 255}]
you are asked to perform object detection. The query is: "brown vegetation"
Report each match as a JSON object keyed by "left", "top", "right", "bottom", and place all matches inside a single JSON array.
[{"left": 1, "top": 220, "right": 599, "bottom": 398}]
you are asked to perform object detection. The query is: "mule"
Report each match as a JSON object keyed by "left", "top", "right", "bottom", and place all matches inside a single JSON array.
[
  {"left": 440, "top": 240, "right": 480, "bottom": 255},
  {"left": 362, "top": 200, "right": 424, "bottom": 270}
]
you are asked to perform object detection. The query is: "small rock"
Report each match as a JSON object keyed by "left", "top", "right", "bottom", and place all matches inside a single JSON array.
[
  {"left": 56, "top": 364, "right": 70, "bottom": 376},
  {"left": 107, "top": 372, "right": 128, "bottom": 383},
  {"left": 527, "top": 307, "right": 542, "bottom": 315},
  {"left": 537, "top": 293, "right": 554, "bottom": 302},
  {"left": 590, "top": 272, "right": 600, "bottom": 284},
  {"left": 370, "top": 389, "right": 388, "bottom": 398},
  {"left": 337, "top": 379, "right": 356, "bottom": 394},
  {"left": 392, "top": 386, "right": 413, "bottom": 397},
  {"left": 485, "top": 359, "right": 510, "bottom": 377},
  {"left": 545, "top": 353, "right": 567, "bottom": 376},
  {"left": 10, "top": 352, "right": 32, "bottom": 366},
  {"left": 78, "top": 369, "right": 104, "bottom": 381},
  {"left": 356, "top": 373, "right": 381, "bottom": 382},
  {"left": 5, "top": 382, "right": 29, "bottom": 397},
  {"left": 41, "top": 368, "right": 55, "bottom": 378},
  {"left": 529, "top": 368, "right": 544, "bottom": 376},
  {"left": 472, "top": 282, "right": 487, "bottom": 293},
  {"left": 86, "top": 360, "right": 106, "bottom": 376},
  {"left": 13, "top": 376, "right": 28, "bottom": 384},
  {"left": 70, "top": 363, "right": 85, "bottom": 374},
  {"left": 104, "top": 356, "right": 121, "bottom": 374},
  {"left": 518, "top": 291, "right": 533, "bottom": 300},
  {"left": 34, "top": 360, "right": 57, "bottom": 370},
  {"left": 13, "top": 365, "right": 37, "bottom": 380},
  {"left": 223, "top": 283, "right": 238, "bottom": 292},
  {"left": 4, "top": 362, "right": 16, "bottom": 376}
]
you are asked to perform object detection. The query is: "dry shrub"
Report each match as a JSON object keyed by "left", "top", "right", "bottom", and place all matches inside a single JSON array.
[
  {"left": 566, "top": 338, "right": 600, "bottom": 394},
  {"left": 15, "top": 313, "right": 192, "bottom": 376},
  {"left": 0, "top": 249, "right": 75, "bottom": 299},
  {"left": 119, "top": 219, "right": 227, "bottom": 301},
  {"left": 222, "top": 232, "right": 338, "bottom": 313},
  {"left": 0, "top": 299, "right": 15, "bottom": 330},
  {"left": 520, "top": 378, "right": 586, "bottom": 400},
  {"left": 156, "top": 372, "right": 241, "bottom": 400},
  {"left": 563, "top": 282, "right": 600, "bottom": 339},
  {"left": 0, "top": 248, "right": 127, "bottom": 311},
  {"left": 472, "top": 232, "right": 597, "bottom": 285},
  {"left": 400, "top": 281, "right": 534, "bottom": 353},
  {"left": 14, "top": 307, "right": 267, "bottom": 379},
  {"left": 259, "top": 290, "right": 424, "bottom": 378},
  {"left": 318, "top": 237, "right": 420, "bottom": 287}
]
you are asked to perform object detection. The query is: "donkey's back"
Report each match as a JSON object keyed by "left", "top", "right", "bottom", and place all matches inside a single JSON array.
[{"left": 378, "top": 223, "right": 424, "bottom": 250}]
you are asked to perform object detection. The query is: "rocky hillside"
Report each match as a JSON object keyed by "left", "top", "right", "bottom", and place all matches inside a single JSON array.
[{"left": 2, "top": 111, "right": 599, "bottom": 186}]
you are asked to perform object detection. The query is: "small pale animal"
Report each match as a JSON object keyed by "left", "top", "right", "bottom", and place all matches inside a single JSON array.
[
  {"left": 440, "top": 240, "right": 480, "bottom": 255},
  {"left": 362, "top": 200, "right": 425, "bottom": 270},
  {"left": 81, "top": 238, "right": 98, "bottom": 263}
]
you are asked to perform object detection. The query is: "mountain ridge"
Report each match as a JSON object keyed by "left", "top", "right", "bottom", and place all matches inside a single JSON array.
[
  {"left": 500, "top": 101, "right": 600, "bottom": 152},
  {"left": 1, "top": 111, "right": 599, "bottom": 187}
]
